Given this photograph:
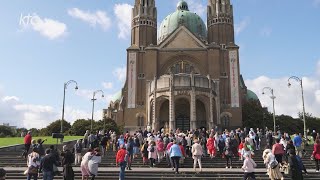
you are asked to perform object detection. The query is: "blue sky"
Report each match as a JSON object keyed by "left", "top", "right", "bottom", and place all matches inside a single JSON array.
[{"left": 0, "top": 0, "right": 320, "bottom": 129}]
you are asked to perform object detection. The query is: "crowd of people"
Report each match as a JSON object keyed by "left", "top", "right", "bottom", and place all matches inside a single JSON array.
[{"left": 19, "top": 127, "right": 320, "bottom": 180}]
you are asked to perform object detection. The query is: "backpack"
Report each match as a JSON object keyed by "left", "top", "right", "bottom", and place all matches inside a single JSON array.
[{"left": 150, "top": 146, "right": 155, "bottom": 152}]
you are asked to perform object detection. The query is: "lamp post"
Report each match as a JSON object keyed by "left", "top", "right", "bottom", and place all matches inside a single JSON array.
[
  {"left": 262, "top": 87, "right": 276, "bottom": 134},
  {"left": 288, "top": 76, "right": 307, "bottom": 139},
  {"left": 91, "top": 90, "right": 104, "bottom": 132},
  {"left": 61, "top": 80, "right": 78, "bottom": 134}
]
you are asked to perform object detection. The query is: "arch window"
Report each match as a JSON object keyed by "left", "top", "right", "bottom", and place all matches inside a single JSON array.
[
  {"left": 168, "top": 61, "right": 194, "bottom": 74},
  {"left": 138, "top": 116, "right": 145, "bottom": 127}
]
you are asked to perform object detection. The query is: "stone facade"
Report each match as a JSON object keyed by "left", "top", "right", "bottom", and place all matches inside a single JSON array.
[{"left": 104, "top": 0, "right": 247, "bottom": 132}]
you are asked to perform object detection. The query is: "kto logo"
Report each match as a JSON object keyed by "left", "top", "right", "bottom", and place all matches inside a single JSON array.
[{"left": 19, "top": 13, "right": 40, "bottom": 27}]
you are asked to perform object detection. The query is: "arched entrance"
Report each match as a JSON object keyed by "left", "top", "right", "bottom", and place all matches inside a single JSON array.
[
  {"left": 175, "top": 98, "right": 190, "bottom": 131},
  {"left": 196, "top": 99, "right": 207, "bottom": 129},
  {"left": 159, "top": 100, "right": 169, "bottom": 130}
]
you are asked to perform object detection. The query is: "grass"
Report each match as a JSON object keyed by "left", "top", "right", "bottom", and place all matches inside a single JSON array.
[{"left": 0, "top": 136, "right": 82, "bottom": 147}]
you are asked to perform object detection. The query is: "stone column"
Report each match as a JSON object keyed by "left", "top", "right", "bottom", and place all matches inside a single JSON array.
[
  {"left": 152, "top": 76, "right": 157, "bottom": 131},
  {"left": 169, "top": 73, "right": 175, "bottom": 131},
  {"left": 208, "top": 75, "right": 214, "bottom": 130},
  {"left": 215, "top": 80, "right": 221, "bottom": 125},
  {"left": 190, "top": 72, "right": 196, "bottom": 130}
]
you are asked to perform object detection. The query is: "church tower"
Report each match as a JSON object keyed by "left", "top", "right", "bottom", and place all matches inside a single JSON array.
[
  {"left": 207, "top": 0, "right": 235, "bottom": 45},
  {"left": 131, "top": 0, "right": 157, "bottom": 47}
]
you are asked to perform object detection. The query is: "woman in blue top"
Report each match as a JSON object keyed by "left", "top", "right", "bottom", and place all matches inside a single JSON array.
[{"left": 169, "top": 141, "right": 182, "bottom": 174}]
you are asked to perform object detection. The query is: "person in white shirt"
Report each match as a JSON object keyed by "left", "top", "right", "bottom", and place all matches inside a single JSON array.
[
  {"left": 242, "top": 153, "right": 257, "bottom": 180},
  {"left": 26, "top": 149, "right": 40, "bottom": 180},
  {"left": 191, "top": 139, "right": 203, "bottom": 172}
]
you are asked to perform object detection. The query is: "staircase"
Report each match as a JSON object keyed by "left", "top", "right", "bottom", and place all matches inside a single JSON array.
[{"left": 1, "top": 143, "right": 319, "bottom": 179}]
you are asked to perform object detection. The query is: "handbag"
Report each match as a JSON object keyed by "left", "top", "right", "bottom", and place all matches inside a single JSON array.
[{"left": 270, "top": 160, "right": 278, "bottom": 169}]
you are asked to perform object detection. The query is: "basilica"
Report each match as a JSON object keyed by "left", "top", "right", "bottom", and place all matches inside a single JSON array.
[{"left": 103, "top": 0, "right": 259, "bottom": 132}]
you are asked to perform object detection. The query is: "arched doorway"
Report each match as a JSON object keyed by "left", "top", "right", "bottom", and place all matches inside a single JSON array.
[
  {"left": 175, "top": 98, "right": 190, "bottom": 131},
  {"left": 159, "top": 100, "right": 169, "bottom": 130},
  {"left": 196, "top": 99, "right": 207, "bottom": 129},
  {"left": 221, "top": 112, "right": 231, "bottom": 130}
]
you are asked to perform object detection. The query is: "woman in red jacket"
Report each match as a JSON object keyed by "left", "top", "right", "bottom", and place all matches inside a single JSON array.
[
  {"left": 312, "top": 139, "right": 320, "bottom": 172},
  {"left": 116, "top": 145, "right": 127, "bottom": 180},
  {"left": 206, "top": 135, "right": 216, "bottom": 159}
]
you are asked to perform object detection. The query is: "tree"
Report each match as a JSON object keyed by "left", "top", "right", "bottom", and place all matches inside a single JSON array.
[
  {"left": 69, "top": 119, "right": 91, "bottom": 136},
  {"left": 40, "top": 120, "right": 71, "bottom": 136},
  {"left": 0, "top": 126, "right": 14, "bottom": 137},
  {"left": 242, "top": 100, "right": 273, "bottom": 129},
  {"left": 298, "top": 112, "right": 320, "bottom": 134}
]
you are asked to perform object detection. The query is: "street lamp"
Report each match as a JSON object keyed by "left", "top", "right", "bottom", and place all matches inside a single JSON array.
[
  {"left": 262, "top": 87, "right": 276, "bottom": 134},
  {"left": 288, "top": 76, "right": 307, "bottom": 139},
  {"left": 91, "top": 90, "right": 104, "bottom": 132},
  {"left": 61, "top": 80, "right": 78, "bottom": 134}
]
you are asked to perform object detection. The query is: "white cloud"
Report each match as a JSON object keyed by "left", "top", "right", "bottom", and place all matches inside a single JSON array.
[
  {"left": 113, "top": 66, "right": 127, "bottom": 82},
  {"left": 2, "top": 96, "right": 20, "bottom": 103},
  {"left": 245, "top": 61, "right": 320, "bottom": 118},
  {"left": 68, "top": 8, "right": 111, "bottom": 31},
  {"left": 19, "top": 13, "right": 67, "bottom": 40},
  {"left": 114, "top": 4, "right": 133, "bottom": 39},
  {"left": 235, "top": 17, "right": 250, "bottom": 35},
  {"left": 0, "top": 91, "right": 105, "bottom": 129},
  {"left": 102, "top": 82, "right": 113, "bottom": 89},
  {"left": 260, "top": 27, "right": 272, "bottom": 37}
]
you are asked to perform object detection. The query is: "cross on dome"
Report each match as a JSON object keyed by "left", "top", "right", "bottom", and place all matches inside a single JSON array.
[{"left": 177, "top": 0, "right": 189, "bottom": 11}]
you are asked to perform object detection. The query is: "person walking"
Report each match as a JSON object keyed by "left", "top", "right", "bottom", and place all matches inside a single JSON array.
[
  {"left": 26, "top": 148, "right": 40, "bottom": 180},
  {"left": 100, "top": 135, "right": 108, "bottom": 157},
  {"left": 191, "top": 139, "right": 203, "bottom": 172},
  {"left": 272, "top": 138, "right": 285, "bottom": 164},
  {"left": 262, "top": 149, "right": 283, "bottom": 180},
  {"left": 23, "top": 131, "right": 32, "bottom": 159},
  {"left": 141, "top": 141, "right": 149, "bottom": 165},
  {"left": 81, "top": 149, "right": 93, "bottom": 180},
  {"left": 116, "top": 145, "right": 127, "bottom": 180},
  {"left": 0, "top": 168, "right": 6, "bottom": 180},
  {"left": 61, "top": 145, "right": 75, "bottom": 180},
  {"left": 288, "top": 149, "right": 303, "bottom": 180},
  {"left": 242, "top": 153, "right": 257, "bottom": 180},
  {"left": 39, "top": 149, "right": 58, "bottom": 180},
  {"left": 74, "top": 139, "right": 83, "bottom": 166},
  {"left": 224, "top": 140, "right": 233, "bottom": 169},
  {"left": 126, "top": 137, "right": 134, "bottom": 170},
  {"left": 83, "top": 130, "right": 89, "bottom": 148},
  {"left": 88, "top": 148, "right": 102, "bottom": 180},
  {"left": 312, "top": 139, "right": 320, "bottom": 172},
  {"left": 206, "top": 135, "right": 216, "bottom": 159},
  {"left": 147, "top": 141, "right": 157, "bottom": 168},
  {"left": 169, "top": 140, "right": 182, "bottom": 174},
  {"left": 157, "top": 139, "right": 165, "bottom": 163},
  {"left": 293, "top": 133, "right": 303, "bottom": 157}
]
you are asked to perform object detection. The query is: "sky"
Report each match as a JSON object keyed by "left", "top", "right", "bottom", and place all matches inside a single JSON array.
[{"left": 0, "top": 0, "right": 320, "bottom": 129}]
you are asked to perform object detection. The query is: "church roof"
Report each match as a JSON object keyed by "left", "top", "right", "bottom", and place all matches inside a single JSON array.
[
  {"left": 112, "top": 91, "right": 122, "bottom": 102},
  {"left": 246, "top": 89, "right": 260, "bottom": 101},
  {"left": 158, "top": 0, "right": 207, "bottom": 43}
]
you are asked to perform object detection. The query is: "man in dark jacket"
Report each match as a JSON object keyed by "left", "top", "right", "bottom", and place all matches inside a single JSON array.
[
  {"left": 61, "top": 145, "right": 74, "bottom": 180},
  {"left": 39, "top": 149, "right": 58, "bottom": 180},
  {"left": 288, "top": 149, "right": 303, "bottom": 180}
]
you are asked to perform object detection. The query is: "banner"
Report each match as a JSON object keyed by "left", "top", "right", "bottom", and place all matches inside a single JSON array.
[
  {"left": 128, "top": 52, "right": 136, "bottom": 108},
  {"left": 229, "top": 50, "right": 240, "bottom": 108}
]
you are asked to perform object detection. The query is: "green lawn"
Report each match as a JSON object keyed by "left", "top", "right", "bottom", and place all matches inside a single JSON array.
[{"left": 0, "top": 136, "right": 82, "bottom": 147}]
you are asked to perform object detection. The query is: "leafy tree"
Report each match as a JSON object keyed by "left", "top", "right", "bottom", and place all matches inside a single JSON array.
[
  {"left": 28, "top": 128, "right": 40, "bottom": 137},
  {"left": 242, "top": 100, "right": 273, "bottom": 129},
  {"left": 69, "top": 119, "right": 91, "bottom": 136},
  {"left": 40, "top": 119, "right": 71, "bottom": 136},
  {"left": 0, "top": 125, "right": 14, "bottom": 137}
]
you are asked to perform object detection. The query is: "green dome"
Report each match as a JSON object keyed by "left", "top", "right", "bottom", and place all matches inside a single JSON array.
[
  {"left": 246, "top": 89, "right": 260, "bottom": 101},
  {"left": 112, "top": 91, "right": 122, "bottom": 102},
  {"left": 158, "top": 0, "right": 207, "bottom": 42}
]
